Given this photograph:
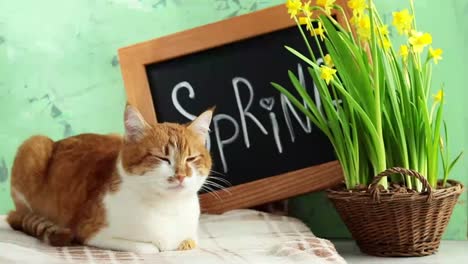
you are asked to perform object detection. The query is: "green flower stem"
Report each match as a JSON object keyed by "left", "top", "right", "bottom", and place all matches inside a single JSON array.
[{"left": 277, "top": 0, "right": 462, "bottom": 190}]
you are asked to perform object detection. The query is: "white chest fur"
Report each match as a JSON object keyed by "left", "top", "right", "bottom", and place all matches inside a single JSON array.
[{"left": 89, "top": 181, "right": 200, "bottom": 252}]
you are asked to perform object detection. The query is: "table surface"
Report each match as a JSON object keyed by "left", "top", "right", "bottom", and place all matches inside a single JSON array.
[{"left": 332, "top": 240, "right": 468, "bottom": 264}]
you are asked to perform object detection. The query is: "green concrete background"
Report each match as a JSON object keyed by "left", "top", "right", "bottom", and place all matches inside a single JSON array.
[{"left": 0, "top": 0, "right": 466, "bottom": 239}]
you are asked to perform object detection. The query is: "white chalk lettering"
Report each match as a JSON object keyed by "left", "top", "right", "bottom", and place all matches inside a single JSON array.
[
  {"left": 260, "top": 97, "right": 282, "bottom": 153},
  {"left": 269, "top": 112, "right": 282, "bottom": 153},
  {"left": 169, "top": 69, "right": 331, "bottom": 173},
  {"left": 172, "top": 81, "right": 197, "bottom": 120},
  {"left": 281, "top": 64, "right": 312, "bottom": 143},
  {"left": 314, "top": 58, "right": 324, "bottom": 116},
  {"left": 213, "top": 114, "right": 240, "bottom": 173},
  {"left": 171, "top": 81, "right": 211, "bottom": 149},
  {"left": 233, "top": 77, "right": 268, "bottom": 148}
]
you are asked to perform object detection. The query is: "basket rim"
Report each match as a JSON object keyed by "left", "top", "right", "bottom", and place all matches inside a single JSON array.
[{"left": 326, "top": 179, "right": 464, "bottom": 201}]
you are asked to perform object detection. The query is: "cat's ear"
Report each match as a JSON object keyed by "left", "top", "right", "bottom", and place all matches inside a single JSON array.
[
  {"left": 188, "top": 108, "right": 214, "bottom": 141},
  {"left": 124, "top": 104, "right": 148, "bottom": 141}
]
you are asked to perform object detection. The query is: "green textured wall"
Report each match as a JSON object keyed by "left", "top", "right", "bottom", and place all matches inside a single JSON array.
[{"left": 0, "top": 0, "right": 466, "bottom": 240}]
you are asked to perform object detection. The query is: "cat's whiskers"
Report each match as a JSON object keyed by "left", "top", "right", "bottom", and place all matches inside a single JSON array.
[
  {"left": 203, "top": 180, "right": 231, "bottom": 195},
  {"left": 200, "top": 186, "right": 222, "bottom": 200},
  {"left": 207, "top": 175, "right": 232, "bottom": 187},
  {"left": 209, "top": 169, "right": 225, "bottom": 177},
  {"left": 204, "top": 180, "right": 226, "bottom": 190}
]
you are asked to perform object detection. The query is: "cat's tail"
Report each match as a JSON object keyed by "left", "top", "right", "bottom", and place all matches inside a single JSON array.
[
  {"left": 7, "top": 135, "right": 72, "bottom": 246},
  {"left": 7, "top": 211, "right": 74, "bottom": 246}
]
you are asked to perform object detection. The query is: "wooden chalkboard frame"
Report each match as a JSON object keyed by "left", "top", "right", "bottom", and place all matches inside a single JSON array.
[{"left": 118, "top": 3, "right": 349, "bottom": 214}]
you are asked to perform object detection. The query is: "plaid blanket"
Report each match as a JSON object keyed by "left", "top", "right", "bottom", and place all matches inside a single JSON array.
[{"left": 0, "top": 209, "right": 346, "bottom": 264}]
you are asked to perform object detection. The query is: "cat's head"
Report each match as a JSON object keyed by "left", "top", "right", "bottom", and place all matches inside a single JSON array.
[{"left": 119, "top": 104, "right": 213, "bottom": 197}]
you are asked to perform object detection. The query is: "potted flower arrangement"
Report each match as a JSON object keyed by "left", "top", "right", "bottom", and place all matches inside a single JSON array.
[{"left": 272, "top": 0, "right": 464, "bottom": 257}]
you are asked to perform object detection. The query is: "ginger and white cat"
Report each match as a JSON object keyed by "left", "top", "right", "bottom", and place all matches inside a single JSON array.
[{"left": 7, "top": 104, "right": 213, "bottom": 253}]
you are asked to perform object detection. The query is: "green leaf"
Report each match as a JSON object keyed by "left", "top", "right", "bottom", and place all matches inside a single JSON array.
[
  {"left": 448, "top": 152, "right": 463, "bottom": 174},
  {"left": 285, "top": 46, "right": 316, "bottom": 67},
  {"left": 287, "top": 70, "right": 326, "bottom": 128}
]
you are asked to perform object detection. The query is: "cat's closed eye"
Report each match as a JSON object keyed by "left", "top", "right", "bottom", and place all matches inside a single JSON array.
[
  {"left": 186, "top": 155, "right": 200, "bottom": 162},
  {"left": 153, "top": 155, "right": 171, "bottom": 165}
]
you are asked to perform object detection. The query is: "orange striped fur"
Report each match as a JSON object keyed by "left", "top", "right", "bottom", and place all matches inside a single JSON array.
[
  {"left": 7, "top": 211, "right": 73, "bottom": 246},
  {"left": 7, "top": 104, "right": 213, "bottom": 249}
]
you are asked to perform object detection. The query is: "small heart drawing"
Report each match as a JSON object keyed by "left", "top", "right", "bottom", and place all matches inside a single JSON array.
[{"left": 259, "top": 97, "right": 275, "bottom": 111}]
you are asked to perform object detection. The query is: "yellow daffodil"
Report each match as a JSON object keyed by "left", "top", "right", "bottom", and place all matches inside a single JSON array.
[
  {"left": 312, "top": 22, "right": 326, "bottom": 41},
  {"left": 299, "top": 1, "right": 314, "bottom": 31},
  {"left": 376, "top": 25, "right": 391, "bottom": 50},
  {"left": 392, "top": 9, "right": 413, "bottom": 35},
  {"left": 320, "top": 65, "right": 337, "bottom": 84},
  {"left": 356, "top": 14, "right": 371, "bottom": 41},
  {"left": 378, "top": 25, "right": 389, "bottom": 36},
  {"left": 286, "top": 0, "right": 302, "bottom": 18},
  {"left": 316, "top": 0, "right": 336, "bottom": 15},
  {"left": 380, "top": 37, "right": 392, "bottom": 50},
  {"left": 399, "top": 45, "right": 409, "bottom": 61},
  {"left": 433, "top": 90, "right": 444, "bottom": 103},
  {"left": 324, "top": 54, "right": 334, "bottom": 67},
  {"left": 303, "top": 0, "right": 312, "bottom": 14},
  {"left": 409, "top": 31, "right": 432, "bottom": 53},
  {"left": 299, "top": 17, "right": 307, "bottom": 24},
  {"left": 429, "top": 47, "right": 443, "bottom": 64},
  {"left": 299, "top": 17, "right": 313, "bottom": 31},
  {"left": 347, "top": 0, "right": 367, "bottom": 16},
  {"left": 349, "top": 14, "right": 357, "bottom": 26}
]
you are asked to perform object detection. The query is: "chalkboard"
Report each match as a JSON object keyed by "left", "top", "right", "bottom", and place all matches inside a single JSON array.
[
  {"left": 145, "top": 26, "right": 335, "bottom": 189},
  {"left": 118, "top": 4, "right": 347, "bottom": 213}
]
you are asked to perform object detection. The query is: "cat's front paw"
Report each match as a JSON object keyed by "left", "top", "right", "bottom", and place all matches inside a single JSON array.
[{"left": 177, "top": 239, "right": 197, "bottom": 251}]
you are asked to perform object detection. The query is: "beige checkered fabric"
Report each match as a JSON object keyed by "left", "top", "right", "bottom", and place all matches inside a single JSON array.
[{"left": 0, "top": 210, "right": 346, "bottom": 264}]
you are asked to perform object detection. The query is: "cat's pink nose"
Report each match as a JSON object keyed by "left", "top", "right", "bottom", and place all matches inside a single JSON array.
[{"left": 176, "top": 175, "right": 185, "bottom": 184}]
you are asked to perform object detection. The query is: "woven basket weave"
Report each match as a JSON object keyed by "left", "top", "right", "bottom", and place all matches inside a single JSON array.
[{"left": 327, "top": 167, "right": 464, "bottom": 257}]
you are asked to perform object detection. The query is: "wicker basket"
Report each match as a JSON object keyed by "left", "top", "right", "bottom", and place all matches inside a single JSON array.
[{"left": 327, "top": 167, "right": 464, "bottom": 257}]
